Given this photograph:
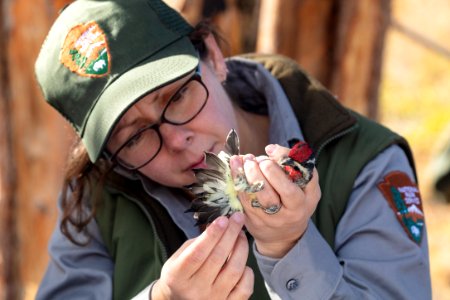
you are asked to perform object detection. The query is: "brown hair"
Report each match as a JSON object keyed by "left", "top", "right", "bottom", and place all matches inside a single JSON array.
[{"left": 60, "top": 20, "right": 221, "bottom": 245}]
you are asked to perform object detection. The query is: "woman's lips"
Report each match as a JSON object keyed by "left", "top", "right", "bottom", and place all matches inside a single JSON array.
[
  {"left": 190, "top": 156, "right": 207, "bottom": 169},
  {"left": 189, "top": 146, "right": 215, "bottom": 169}
]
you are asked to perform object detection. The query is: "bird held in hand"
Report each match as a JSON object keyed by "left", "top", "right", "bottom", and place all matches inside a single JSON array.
[{"left": 187, "top": 129, "right": 315, "bottom": 225}]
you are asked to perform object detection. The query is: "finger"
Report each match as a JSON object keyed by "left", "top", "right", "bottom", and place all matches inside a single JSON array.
[
  {"left": 229, "top": 156, "right": 262, "bottom": 223},
  {"left": 230, "top": 155, "right": 244, "bottom": 181},
  {"left": 227, "top": 267, "right": 254, "bottom": 300},
  {"left": 302, "top": 168, "right": 321, "bottom": 211},
  {"left": 258, "top": 158, "right": 304, "bottom": 210},
  {"left": 304, "top": 168, "right": 320, "bottom": 194},
  {"left": 214, "top": 230, "right": 249, "bottom": 294},
  {"left": 265, "top": 144, "right": 290, "bottom": 161},
  {"left": 242, "top": 156, "right": 281, "bottom": 209},
  {"left": 174, "top": 216, "right": 229, "bottom": 278},
  {"left": 254, "top": 155, "right": 272, "bottom": 165},
  {"left": 196, "top": 212, "right": 246, "bottom": 282}
]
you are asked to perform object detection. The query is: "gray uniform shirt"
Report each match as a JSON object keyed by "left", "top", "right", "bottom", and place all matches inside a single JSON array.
[{"left": 36, "top": 59, "right": 431, "bottom": 299}]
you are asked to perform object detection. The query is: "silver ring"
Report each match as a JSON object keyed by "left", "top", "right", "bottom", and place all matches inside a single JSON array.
[{"left": 251, "top": 199, "right": 281, "bottom": 215}]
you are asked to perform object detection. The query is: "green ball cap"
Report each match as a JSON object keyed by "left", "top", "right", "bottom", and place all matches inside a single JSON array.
[{"left": 35, "top": 0, "right": 199, "bottom": 162}]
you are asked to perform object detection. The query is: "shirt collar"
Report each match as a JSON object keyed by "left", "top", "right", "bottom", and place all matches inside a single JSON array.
[{"left": 225, "top": 57, "right": 304, "bottom": 147}]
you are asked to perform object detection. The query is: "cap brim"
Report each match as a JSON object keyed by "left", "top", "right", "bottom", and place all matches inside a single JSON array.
[{"left": 83, "top": 37, "right": 199, "bottom": 162}]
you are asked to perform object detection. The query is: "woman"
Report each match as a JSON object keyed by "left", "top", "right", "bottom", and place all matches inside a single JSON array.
[{"left": 35, "top": 0, "right": 431, "bottom": 299}]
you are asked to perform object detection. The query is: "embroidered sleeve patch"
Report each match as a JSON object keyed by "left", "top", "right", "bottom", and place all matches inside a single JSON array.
[
  {"left": 378, "top": 171, "right": 424, "bottom": 244},
  {"left": 60, "top": 21, "right": 110, "bottom": 77}
]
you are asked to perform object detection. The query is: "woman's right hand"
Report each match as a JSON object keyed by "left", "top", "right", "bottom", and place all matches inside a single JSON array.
[{"left": 151, "top": 212, "right": 254, "bottom": 300}]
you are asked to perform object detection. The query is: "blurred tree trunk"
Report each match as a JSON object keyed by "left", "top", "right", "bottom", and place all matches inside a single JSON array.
[
  {"left": 329, "top": 0, "right": 390, "bottom": 119},
  {"left": 166, "top": 0, "right": 261, "bottom": 56},
  {"left": 0, "top": 0, "right": 390, "bottom": 298},
  {"left": 0, "top": 0, "right": 74, "bottom": 298},
  {"left": 256, "top": 0, "right": 391, "bottom": 119},
  {"left": 0, "top": 0, "right": 19, "bottom": 298}
]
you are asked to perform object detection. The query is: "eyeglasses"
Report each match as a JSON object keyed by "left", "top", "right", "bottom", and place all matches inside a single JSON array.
[{"left": 110, "top": 68, "right": 208, "bottom": 170}]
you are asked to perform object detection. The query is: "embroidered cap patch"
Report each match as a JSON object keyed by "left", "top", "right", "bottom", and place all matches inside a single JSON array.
[
  {"left": 60, "top": 21, "right": 110, "bottom": 77},
  {"left": 378, "top": 171, "right": 424, "bottom": 244}
]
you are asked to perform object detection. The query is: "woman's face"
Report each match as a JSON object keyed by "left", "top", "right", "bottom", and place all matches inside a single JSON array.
[{"left": 107, "top": 61, "right": 238, "bottom": 187}]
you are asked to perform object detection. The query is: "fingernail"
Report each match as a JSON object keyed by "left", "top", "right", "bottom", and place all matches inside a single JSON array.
[
  {"left": 265, "top": 144, "right": 276, "bottom": 155},
  {"left": 215, "top": 216, "right": 228, "bottom": 228},
  {"left": 243, "top": 154, "right": 255, "bottom": 162},
  {"left": 231, "top": 212, "right": 244, "bottom": 224},
  {"left": 255, "top": 155, "right": 269, "bottom": 163}
]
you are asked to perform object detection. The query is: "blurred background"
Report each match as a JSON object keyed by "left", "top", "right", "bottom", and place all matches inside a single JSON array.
[{"left": 0, "top": 0, "right": 449, "bottom": 299}]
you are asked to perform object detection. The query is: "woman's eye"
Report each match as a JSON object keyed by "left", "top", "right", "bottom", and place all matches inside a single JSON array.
[
  {"left": 171, "top": 86, "right": 189, "bottom": 103},
  {"left": 126, "top": 132, "right": 144, "bottom": 149}
]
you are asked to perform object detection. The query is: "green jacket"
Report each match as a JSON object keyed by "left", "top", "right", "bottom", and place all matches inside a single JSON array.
[{"left": 95, "top": 54, "right": 415, "bottom": 299}]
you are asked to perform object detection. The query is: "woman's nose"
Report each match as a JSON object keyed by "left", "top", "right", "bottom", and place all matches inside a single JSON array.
[{"left": 159, "top": 123, "right": 194, "bottom": 152}]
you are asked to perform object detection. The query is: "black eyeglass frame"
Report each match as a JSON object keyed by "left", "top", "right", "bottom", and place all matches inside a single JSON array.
[{"left": 109, "top": 69, "right": 209, "bottom": 170}]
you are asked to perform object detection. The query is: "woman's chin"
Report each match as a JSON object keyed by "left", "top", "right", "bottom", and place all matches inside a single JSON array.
[
  {"left": 168, "top": 171, "right": 197, "bottom": 188},
  {"left": 184, "top": 170, "right": 198, "bottom": 186}
]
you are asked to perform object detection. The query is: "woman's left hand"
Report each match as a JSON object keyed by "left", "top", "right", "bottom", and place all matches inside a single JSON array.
[{"left": 230, "top": 144, "right": 321, "bottom": 258}]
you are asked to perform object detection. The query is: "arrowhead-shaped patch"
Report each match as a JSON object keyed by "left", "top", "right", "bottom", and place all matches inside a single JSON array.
[
  {"left": 378, "top": 171, "right": 424, "bottom": 245},
  {"left": 60, "top": 21, "right": 111, "bottom": 77}
]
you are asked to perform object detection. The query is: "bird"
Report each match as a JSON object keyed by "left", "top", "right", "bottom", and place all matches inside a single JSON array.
[
  {"left": 186, "top": 129, "right": 315, "bottom": 225},
  {"left": 279, "top": 140, "right": 315, "bottom": 188}
]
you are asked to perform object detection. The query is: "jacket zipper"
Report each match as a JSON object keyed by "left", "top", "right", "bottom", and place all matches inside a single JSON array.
[{"left": 315, "top": 124, "right": 359, "bottom": 163}]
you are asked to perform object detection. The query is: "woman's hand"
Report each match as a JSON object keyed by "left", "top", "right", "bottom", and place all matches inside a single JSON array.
[
  {"left": 151, "top": 212, "right": 254, "bottom": 300},
  {"left": 230, "top": 144, "right": 321, "bottom": 258}
]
